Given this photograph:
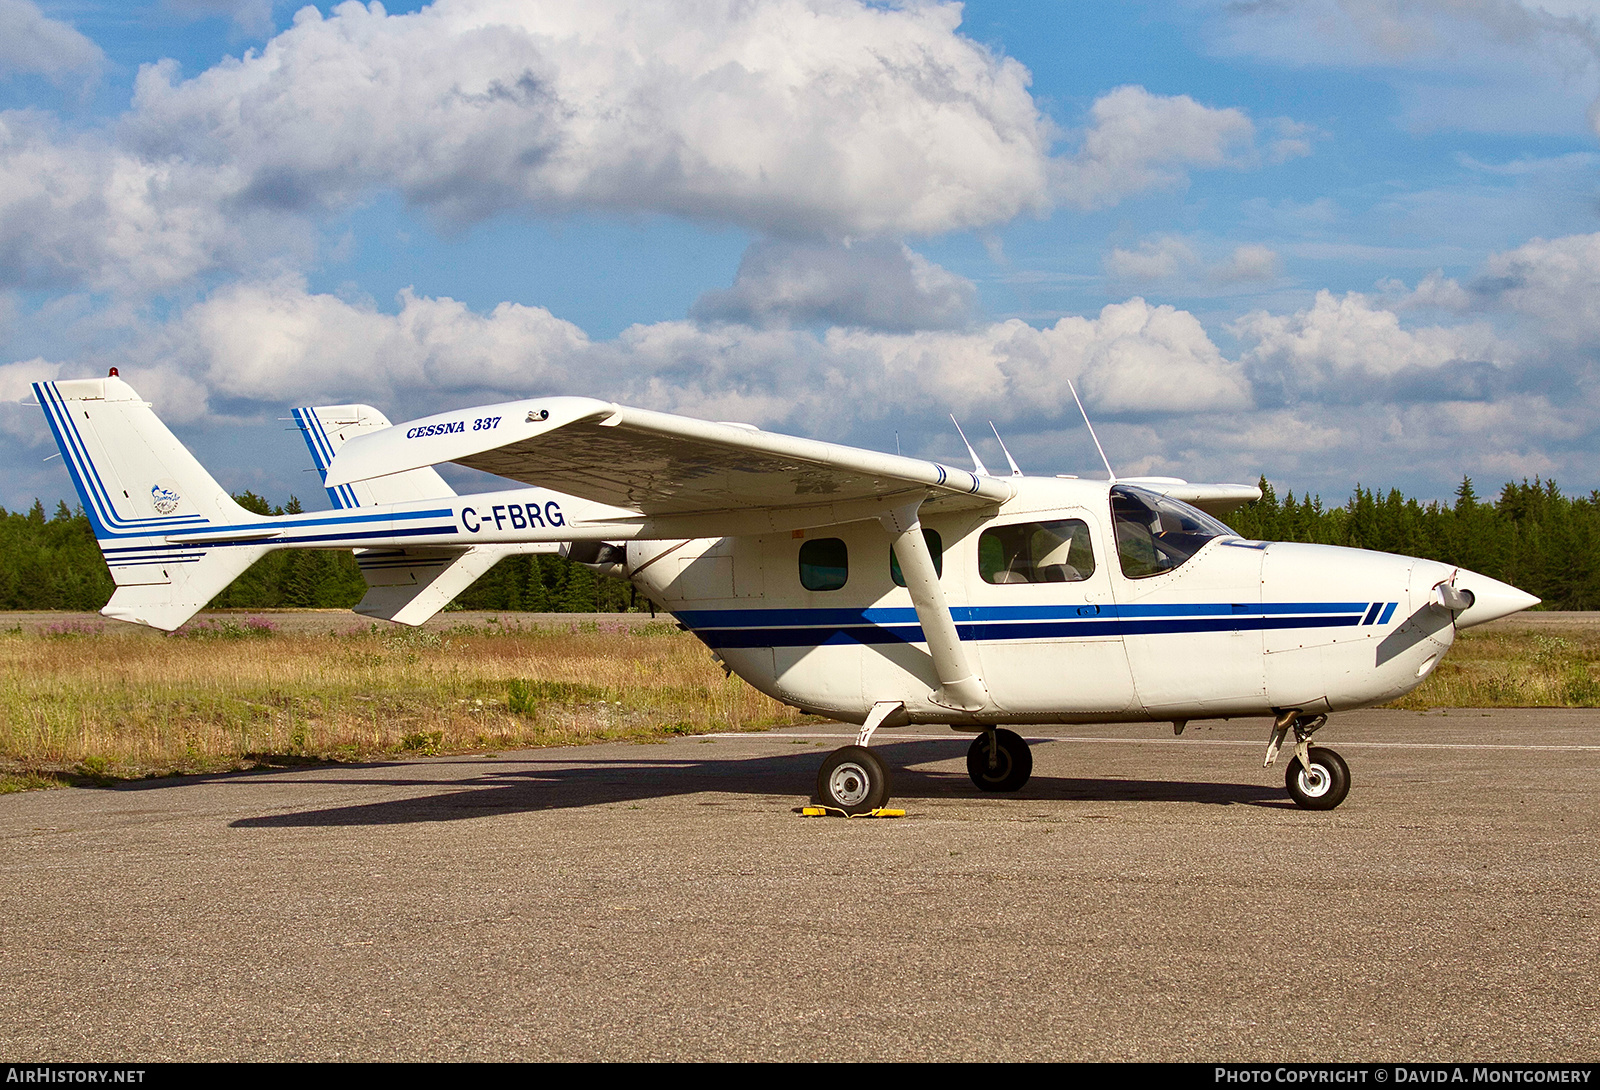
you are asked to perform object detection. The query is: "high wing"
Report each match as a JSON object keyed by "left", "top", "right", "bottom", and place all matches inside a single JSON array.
[{"left": 324, "top": 396, "right": 1015, "bottom": 522}]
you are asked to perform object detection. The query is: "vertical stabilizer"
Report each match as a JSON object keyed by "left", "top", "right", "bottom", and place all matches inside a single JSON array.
[
  {"left": 293, "top": 404, "right": 456, "bottom": 508},
  {"left": 34, "top": 376, "right": 276, "bottom": 631}
]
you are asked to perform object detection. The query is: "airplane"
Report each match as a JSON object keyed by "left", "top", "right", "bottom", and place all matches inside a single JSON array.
[{"left": 33, "top": 371, "right": 1540, "bottom": 814}]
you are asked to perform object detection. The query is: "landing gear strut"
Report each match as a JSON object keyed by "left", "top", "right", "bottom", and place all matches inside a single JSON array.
[
  {"left": 1266, "top": 710, "right": 1351, "bottom": 810},
  {"left": 966, "top": 728, "right": 1033, "bottom": 792}
]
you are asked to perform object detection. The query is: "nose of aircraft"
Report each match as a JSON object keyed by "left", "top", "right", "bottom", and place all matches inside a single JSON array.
[{"left": 1448, "top": 568, "right": 1541, "bottom": 629}]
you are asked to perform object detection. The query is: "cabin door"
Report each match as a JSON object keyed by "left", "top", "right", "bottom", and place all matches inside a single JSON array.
[{"left": 968, "top": 508, "right": 1138, "bottom": 717}]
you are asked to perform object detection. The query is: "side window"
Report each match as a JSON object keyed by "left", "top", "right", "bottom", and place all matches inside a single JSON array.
[
  {"left": 799, "top": 538, "right": 848, "bottom": 591},
  {"left": 889, "top": 529, "right": 943, "bottom": 587},
  {"left": 979, "top": 519, "right": 1096, "bottom": 584}
]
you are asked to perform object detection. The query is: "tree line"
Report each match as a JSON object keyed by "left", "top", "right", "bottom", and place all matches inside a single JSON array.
[{"left": 2, "top": 478, "right": 1595, "bottom": 612}]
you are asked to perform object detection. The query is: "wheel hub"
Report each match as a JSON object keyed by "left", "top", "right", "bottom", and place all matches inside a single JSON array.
[
  {"left": 828, "top": 762, "right": 872, "bottom": 807},
  {"left": 1295, "top": 764, "right": 1331, "bottom": 797}
]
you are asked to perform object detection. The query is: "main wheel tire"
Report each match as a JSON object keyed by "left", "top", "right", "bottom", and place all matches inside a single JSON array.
[
  {"left": 1285, "top": 746, "right": 1350, "bottom": 811},
  {"left": 966, "top": 729, "right": 1033, "bottom": 792},
  {"left": 816, "top": 745, "right": 890, "bottom": 815}
]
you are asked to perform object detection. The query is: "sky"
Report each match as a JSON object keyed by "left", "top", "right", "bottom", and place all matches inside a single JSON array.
[{"left": 4, "top": 0, "right": 1600, "bottom": 514}]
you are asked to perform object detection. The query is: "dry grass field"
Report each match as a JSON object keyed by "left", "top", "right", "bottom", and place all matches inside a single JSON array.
[
  {"left": 1, "top": 612, "right": 1596, "bottom": 791},
  {"left": 1388, "top": 624, "right": 1600, "bottom": 709},
  {"left": 0, "top": 615, "right": 803, "bottom": 790}
]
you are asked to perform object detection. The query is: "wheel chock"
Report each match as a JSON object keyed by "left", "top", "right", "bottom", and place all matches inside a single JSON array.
[{"left": 797, "top": 806, "right": 907, "bottom": 818}]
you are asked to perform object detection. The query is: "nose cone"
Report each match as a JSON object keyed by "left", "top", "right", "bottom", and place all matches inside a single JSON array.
[{"left": 1450, "top": 568, "right": 1541, "bottom": 629}]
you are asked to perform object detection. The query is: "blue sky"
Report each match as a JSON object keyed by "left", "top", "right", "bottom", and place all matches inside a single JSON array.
[{"left": 4, "top": 0, "right": 1600, "bottom": 513}]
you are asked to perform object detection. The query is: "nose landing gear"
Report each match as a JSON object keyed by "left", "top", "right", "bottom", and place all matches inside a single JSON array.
[{"left": 1266, "top": 710, "right": 1351, "bottom": 810}]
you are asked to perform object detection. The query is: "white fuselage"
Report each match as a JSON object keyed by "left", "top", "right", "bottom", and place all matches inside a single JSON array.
[{"left": 624, "top": 477, "right": 1481, "bottom": 727}]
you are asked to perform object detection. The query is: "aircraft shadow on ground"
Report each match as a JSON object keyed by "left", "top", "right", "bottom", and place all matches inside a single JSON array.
[{"left": 229, "top": 739, "right": 1288, "bottom": 828}]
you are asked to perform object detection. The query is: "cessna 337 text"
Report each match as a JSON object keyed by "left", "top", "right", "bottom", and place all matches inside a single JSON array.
[{"left": 34, "top": 373, "right": 1539, "bottom": 813}]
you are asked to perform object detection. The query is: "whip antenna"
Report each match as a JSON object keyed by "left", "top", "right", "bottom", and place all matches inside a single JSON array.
[
  {"left": 949, "top": 415, "right": 990, "bottom": 477},
  {"left": 1067, "top": 378, "right": 1116, "bottom": 483},
  {"left": 988, "top": 421, "right": 1023, "bottom": 477}
]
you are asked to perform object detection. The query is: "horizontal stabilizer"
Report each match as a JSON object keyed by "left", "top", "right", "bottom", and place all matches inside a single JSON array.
[
  {"left": 353, "top": 543, "right": 560, "bottom": 627},
  {"left": 101, "top": 545, "right": 274, "bottom": 631}
]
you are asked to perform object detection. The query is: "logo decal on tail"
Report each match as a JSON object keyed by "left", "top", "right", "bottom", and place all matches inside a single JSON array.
[{"left": 151, "top": 482, "right": 181, "bottom": 515}]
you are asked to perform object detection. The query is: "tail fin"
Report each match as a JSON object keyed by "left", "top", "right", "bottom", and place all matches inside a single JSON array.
[
  {"left": 293, "top": 404, "right": 456, "bottom": 508},
  {"left": 34, "top": 376, "right": 275, "bottom": 631}
]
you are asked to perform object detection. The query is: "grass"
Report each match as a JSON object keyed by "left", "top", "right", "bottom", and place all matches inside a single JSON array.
[
  {"left": 2, "top": 614, "right": 1594, "bottom": 791},
  {"left": 0, "top": 616, "right": 804, "bottom": 786},
  {"left": 1388, "top": 626, "right": 1600, "bottom": 710}
]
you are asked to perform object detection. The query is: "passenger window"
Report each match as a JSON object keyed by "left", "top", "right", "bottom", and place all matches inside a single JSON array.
[
  {"left": 979, "top": 520, "right": 1096, "bottom": 584},
  {"left": 799, "top": 538, "right": 848, "bottom": 591},
  {"left": 889, "top": 529, "right": 943, "bottom": 586}
]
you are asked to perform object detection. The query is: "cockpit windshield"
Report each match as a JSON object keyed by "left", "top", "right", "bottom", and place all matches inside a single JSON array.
[{"left": 1110, "top": 485, "right": 1236, "bottom": 579}]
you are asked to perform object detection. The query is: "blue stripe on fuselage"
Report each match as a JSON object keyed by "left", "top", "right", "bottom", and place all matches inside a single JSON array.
[{"left": 676, "top": 602, "right": 1383, "bottom": 650}]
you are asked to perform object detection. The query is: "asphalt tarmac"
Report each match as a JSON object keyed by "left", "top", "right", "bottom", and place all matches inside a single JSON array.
[{"left": 2, "top": 709, "right": 1596, "bottom": 1061}]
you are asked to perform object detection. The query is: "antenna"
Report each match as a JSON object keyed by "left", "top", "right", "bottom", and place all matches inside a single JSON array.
[
  {"left": 1067, "top": 378, "right": 1116, "bottom": 483},
  {"left": 949, "top": 415, "right": 990, "bottom": 477},
  {"left": 988, "top": 421, "right": 1023, "bottom": 477}
]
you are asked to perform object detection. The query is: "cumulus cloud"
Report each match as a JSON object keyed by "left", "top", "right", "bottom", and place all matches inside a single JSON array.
[
  {"left": 125, "top": 0, "right": 1053, "bottom": 238},
  {"left": 0, "top": 0, "right": 1071, "bottom": 297},
  {"left": 1470, "top": 231, "right": 1600, "bottom": 341},
  {"left": 16, "top": 272, "right": 1597, "bottom": 508},
  {"left": 0, "top": 114, "right": 313, "bottom": 293},
  {"left": 1397, "top": 231, "right": 1600, "bottom": 345},
  {"left": 691, "top": 238, "right": 976, "bottom": 331},
  {"left": 72, "top": 280, "right": 1250, "bottom": 437},
  {"left": 1237, "top": 289, "right": 1513, "bottom": 405},
  {"left": 0, "top": 0, "right": 102, "bottom": 84},
  {"left": 1056, "top": 86, "right": 1306, "bottom": 210}
]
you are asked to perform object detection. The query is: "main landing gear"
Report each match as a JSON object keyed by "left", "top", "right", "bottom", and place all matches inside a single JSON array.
[
  {"left": 813, "top": 709, "right": 1038, "bottom": 812},
  {"left": 966, "top": 728, "right": 1033, "bottom": 792},
  {"left": 815, "top": 746, "right": 891, "bottom": 815},
  {"left": 813, "top": 730, "right": 1038, "bottom": 812},
  {"left": 1266, "top": 710, "right": 1351, "bottom": 810}
]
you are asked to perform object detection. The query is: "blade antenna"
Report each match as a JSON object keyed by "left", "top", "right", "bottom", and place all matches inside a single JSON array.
[
  {"left": 1067, "top": 378, "right": 1116, "bottom": 483},
  {"left": 988, "top": 421, "right": 1023, "bottom": 477},
  {"left": 949, "top": 415, "right": 990, "bottom": 477}
]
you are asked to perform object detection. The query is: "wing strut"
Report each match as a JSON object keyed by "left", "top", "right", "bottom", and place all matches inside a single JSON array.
[{"left": 880, "top": 501, "right": 990, "bottom": 714}]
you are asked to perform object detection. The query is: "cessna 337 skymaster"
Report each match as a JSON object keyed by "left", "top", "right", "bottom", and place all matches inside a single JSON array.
[{"left": 35, "top": 373, "right": 1540, "bottom": 813}]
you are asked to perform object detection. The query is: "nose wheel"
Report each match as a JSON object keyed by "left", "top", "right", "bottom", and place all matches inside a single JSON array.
[
  {"left": 1284, "top": 745, "right": 1350, "bottom": 810},
  {"left": 967, "top": 728, "right": 1033, "bottom": 792}
]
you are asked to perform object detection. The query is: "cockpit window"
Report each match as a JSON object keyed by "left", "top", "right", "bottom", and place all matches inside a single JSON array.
[{"left": 1110, "top": 486, "right": 1234, "bottom": 579}]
